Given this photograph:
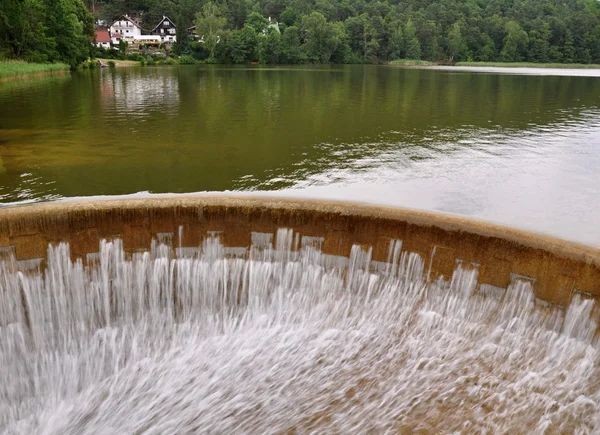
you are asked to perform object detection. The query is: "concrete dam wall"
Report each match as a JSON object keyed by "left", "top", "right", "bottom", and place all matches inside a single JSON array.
[
  {"left": 1, "top": 196, "right": 598, "bottom": 307},
  {"left": 2, "top": 196, "right": 600, "bottom": 432}
]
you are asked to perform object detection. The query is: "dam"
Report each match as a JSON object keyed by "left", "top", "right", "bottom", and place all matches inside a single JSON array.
[{"left": 0, "top": 197, "right": 599, "bottom": 433}]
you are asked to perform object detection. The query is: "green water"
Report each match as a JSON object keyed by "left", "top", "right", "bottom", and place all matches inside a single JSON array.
[{"left": 1, "top": 65, "right": 599, "bottom": 244}]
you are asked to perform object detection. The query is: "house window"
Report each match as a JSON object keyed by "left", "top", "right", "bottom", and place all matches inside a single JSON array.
[{"left": 164, "top": 21, "right": 169, "bottom": 26}]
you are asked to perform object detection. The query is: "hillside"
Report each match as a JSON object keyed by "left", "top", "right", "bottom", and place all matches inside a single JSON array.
[{"left": 2, "top": 0, "right": 600, "bottom": 65}]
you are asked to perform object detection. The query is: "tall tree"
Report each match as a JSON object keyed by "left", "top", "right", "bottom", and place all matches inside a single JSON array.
[
  {"left": 447, "top": 22, "right": 466, "bottom": 61},
  {"left": 301, "top": 11, "right": 343, "bottom": 63},
  {"left": 404, "top": 20, "right": 421, "bottom": 60},
  {"left": 172, "top": 15, "right": 191, "bottom": 56},
  {"left": 195, "top": 2, "right": 227, "bottom": 61},
  {"left": 280, "top": 25, "right": 305, "bottom": 63},
  {"left": 247, "top": 11, "right": 269, "bottom": 33},
  {"left": 388, "top": 23, "right": 404, "bottom": 60},
  {"left": 280, "top": 7, "right": 299, "bottom": 27},
  {"left": 562, "top": 29, "right": 576, "bottom": 63},
  {"left": 501, "top": 20, "right": 529, "bottom": 62},
  {"left": 230, "top": 24, "right": 258, "bottom": 63},
  {"left": 258, "top": 28, "right": 282, "bottom": 63}
]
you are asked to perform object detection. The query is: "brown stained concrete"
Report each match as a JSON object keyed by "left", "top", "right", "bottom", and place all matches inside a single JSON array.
[{"left": 0, "top": 196, "right": 599, "bottom": 307}]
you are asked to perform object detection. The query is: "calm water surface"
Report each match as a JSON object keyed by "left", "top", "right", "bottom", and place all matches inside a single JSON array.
[{"left": 0, "top": 65, "right": 599, "bottom": 245}]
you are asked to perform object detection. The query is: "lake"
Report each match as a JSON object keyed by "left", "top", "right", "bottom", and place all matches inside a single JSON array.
[{"left": 1, "top": 65, "right": 599, "bottom": 245}]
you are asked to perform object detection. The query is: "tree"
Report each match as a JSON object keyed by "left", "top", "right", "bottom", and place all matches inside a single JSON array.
[
  {"left": 404, "top": 20, "right": 421, "bottom": 60},
  {"left": 280, "top": 25, "right": 305, "bottom": 63},
  {"left": 225, "top": 0, "right": 249, "bottom": 29},
  {"left": 247, "top": 11, "right": 268, "bottom": 34},
  {"left": 412, "top": 14, "right": 438, "bottom": 61},
  {"left": 301, "top": 11, "right": 343, "bottom": 63},
  {"left": 230, "top": 24, "right": 258, "bottom": 63},
  {"left": 280, "top": 7, "right": 299, "bottom": 27},
  {"left": 388, "top": 23, "right": 404, "bottom": 60},
  {"left": 501, "top": 20, "right": 529, "bottom": 62},
  {"left": 118, "top": 39, "right": 127, "bottom": 57},
  {"left": 330, "top": 21, "right": 351, "bottom": 63},
  {"left": 447, "top": 22, "right": 466, "bottom": 61},
  {"left": 44, "top": 0, "right": 94, "bottom": 68},
  {"left": 0, "top": 0, "right": 92, "bottom": 67},
  {"left": 477, "top": 34, "right": 496, "bottom": 61},
  {"left": 258, "top": 29, "right": 282, "bottom": 63},
  {"left": 172, "top": 15, "right": 191, "bottom": 56},
  {"left": 1, "top": 0, "right": 52, "bottom": 61},
  {"left": 527, "top": 22, "right": 551, "bottom": 63},
  {"left": 345, "top": 14, "right": 379, "bottom": 61},
  {"left": 562, "top": 29, "right": 576, "bottom": 63},
  {"left": 196, "top": 2, "right": 227, "bottom": 61},
  {"left": 345, "top": 15, "right": 365, "bottom": 59}
]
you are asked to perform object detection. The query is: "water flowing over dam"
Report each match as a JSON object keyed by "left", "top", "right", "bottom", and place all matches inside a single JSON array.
[{"left": 0, "top": 198, "right": 599, "bottom": 433}]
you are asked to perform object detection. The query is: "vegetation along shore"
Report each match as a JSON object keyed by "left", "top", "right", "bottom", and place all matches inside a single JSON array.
[
  {"left": 0, "top": 61, "right": 70, "bottom": 80},
  {"left": 2, "top": 0, "right": 600, "bottom": 68}
]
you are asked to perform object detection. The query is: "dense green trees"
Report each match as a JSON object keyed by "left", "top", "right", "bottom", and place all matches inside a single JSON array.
[
  {"left": 0, "top": 0, "right": 94, "bottom": 67},
  {"left": 195, "top": 1, "right": 227, "bottom": 60},
  {"left": 302, "top": 12, "right": 344, "bottom": 63},
  {"left": 3, "top": 0, "right": 600, "bottom": 65},
  {"left": 447, "top": 22, "right": 466, "bottom": 62},
  {"left": 404, "top": 20, "right": 421, "bottom": 61}
]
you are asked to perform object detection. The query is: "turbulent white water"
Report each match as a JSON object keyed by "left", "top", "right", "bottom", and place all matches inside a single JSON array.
[{"left": 0, "top": 228, "right": 599, "bottom": 434}]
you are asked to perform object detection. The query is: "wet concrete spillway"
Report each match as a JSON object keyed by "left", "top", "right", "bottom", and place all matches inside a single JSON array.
[{"left": 1, "top": 197, "right": 600, "bottom": 433}]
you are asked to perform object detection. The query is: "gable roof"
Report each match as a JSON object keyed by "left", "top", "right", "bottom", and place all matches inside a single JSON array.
[
  {"left": 95, "top": 30, "right": 111, "bottom": 43},
  {"left": 112, "top": 14, "right": 142, "bottom": 29},
  {"left": 151, "top": 16, "right": 176, "bottom": 33}
]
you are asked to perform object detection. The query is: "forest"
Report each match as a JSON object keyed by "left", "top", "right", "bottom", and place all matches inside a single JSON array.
[
  {"left": 2, "top": 0, "right": 600, "bottom": 66},
  {"left": 0, "top": 0, "right": 95, "bottom": 67}
]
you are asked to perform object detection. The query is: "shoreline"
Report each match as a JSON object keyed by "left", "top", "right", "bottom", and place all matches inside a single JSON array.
[
  {"left": 455, "top": 61, "right": 600, "bottom": 69},
  {"left": 0, "top": 61, "right": 70, "bottom": 81},
  {"left": 389, "top": 60, "right": 600, "bottom": 70},
  {"left": 388, "top": 60, "right": 600, "bottom": 76}
]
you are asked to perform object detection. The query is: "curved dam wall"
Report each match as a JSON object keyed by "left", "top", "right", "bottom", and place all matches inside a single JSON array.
[{"left": 0, "top": 196, "right": 599, "bottom": 307}]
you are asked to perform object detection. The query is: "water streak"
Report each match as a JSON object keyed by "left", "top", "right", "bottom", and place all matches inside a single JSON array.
[{"left": 0, "top": 229, "right": 599, "bottom": 433}]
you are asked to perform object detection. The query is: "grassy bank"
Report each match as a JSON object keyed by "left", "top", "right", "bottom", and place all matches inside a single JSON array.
[
  {"left": 455, "top": 61, "right": 600, "bottom": 69},
  {"left": 389, "top": 59, "right": 436, "bottom": 66},
  {"left": 0, "top": 61, "right": 70, "bottom": 79},
  {"left": 96, "top": 58, "right": 140, "bottom": 67}
]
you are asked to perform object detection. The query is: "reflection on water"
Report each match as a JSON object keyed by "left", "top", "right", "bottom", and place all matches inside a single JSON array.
[
  {"left": 110, "top": 70, "right": 180, "bottom": 114},
  {"left": 0, "top": 66, "right": 600, "bottom": 244}
]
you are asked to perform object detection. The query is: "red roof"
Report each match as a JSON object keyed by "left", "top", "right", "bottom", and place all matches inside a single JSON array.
[{"left": 96, "top": 30, "right": 111, "bottom": 43}]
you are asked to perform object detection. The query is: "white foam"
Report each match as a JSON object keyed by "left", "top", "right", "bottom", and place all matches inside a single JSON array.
[{"left": 0, "top": 229, "right": 598, "bottom": 433}]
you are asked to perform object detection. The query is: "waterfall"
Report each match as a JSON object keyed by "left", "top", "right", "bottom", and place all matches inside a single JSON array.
[{"left": 0, "top": 228, "right": 598, "bottom": 433}]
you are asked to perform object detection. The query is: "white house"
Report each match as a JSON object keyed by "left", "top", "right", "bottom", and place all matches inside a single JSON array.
[
  {"left": 151, "top": 16, "right": 177, "bottom": 43},
  {"left": 95, "top": 30, "right": 111, "bottom": 49},
  {"left": 110, "top": 15, "right": 142, "bottom": 44},
  {"left": 265, "top": 17, "right": 280, "bottom": 34}
]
